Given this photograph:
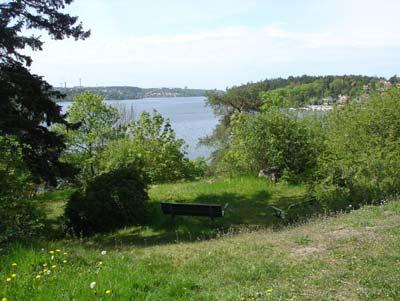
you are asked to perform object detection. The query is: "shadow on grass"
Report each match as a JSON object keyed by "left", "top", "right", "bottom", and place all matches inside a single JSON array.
[{"left": 85, "top": 191, "right": 316, "bottom": 248}]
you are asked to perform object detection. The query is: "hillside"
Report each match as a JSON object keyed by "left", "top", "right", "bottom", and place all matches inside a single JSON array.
[
  {"left": 2, "top": 178, "right": 400, "bottom": 300},
  {"left": 55, "top": 86, "right": 218, "bottom": 101}
]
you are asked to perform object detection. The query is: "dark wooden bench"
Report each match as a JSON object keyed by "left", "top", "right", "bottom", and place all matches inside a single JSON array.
[{"left": 160, "top": 202, "right": 228, "bottom": 223}]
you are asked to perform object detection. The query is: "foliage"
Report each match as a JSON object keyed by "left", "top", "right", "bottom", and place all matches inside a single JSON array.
[
  {"left": 54, "top": 92, "right": 121, "bottom": 182},
  {"left": 98, "top": 110, "right": 197, "bottom": 183},
  {"left": 261, "top": 82, "right": 325, "bottom": 109},
  {"left": 0, "top": 199, "right": 44, "bottom": 245},
  {"left": 0, "top": 136, "right": 44, "bottom": 244},
  {"left": 218, "top": 110, "right": 321, "bottom": 181},
  {"left": 65, "top": 165, "right": 149, "bottom": 235},
  {"left": 0, "top": 0, "right": 89, "bottom": 184},
  {"left": 0, "top": 136, "right": 33, "bottom": 199},
  {"left": 203, "top": 75, "right": 398, "bottom": 168},
  {"left": 313, "top": 88, "right": 400, "bottom": 210}
]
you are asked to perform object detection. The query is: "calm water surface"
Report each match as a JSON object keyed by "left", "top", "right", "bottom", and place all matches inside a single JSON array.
[{"left": 60, "top": 97, "right": 218, "bottom": 159}]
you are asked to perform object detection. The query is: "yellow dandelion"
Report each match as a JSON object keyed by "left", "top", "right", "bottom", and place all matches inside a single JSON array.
[
  {"left": 98, "top": 261, "right": 103, "bottom": 266},
  {"left": 266, "top": 288, "right": 273, "bottom": 295},
  {"left": 11, "top": 263, "right": 17, "bottom": 267},
  {"left": 63, "top": 252, "right": 68, "bottom": 255},
  {"left": 49, "top": 250, "right": 54, "bottom": 254},
  {"left": 43, "top": 268, "right": 48, "bottom": 272},
  {"left": 56, "top": 249, "right": 61, "bottom": 252},
  {"left": 52, "top": 265, "right": 56, "bottom": 269},
  {"left": 43, "top": 263, "right": 47, "bottom": 267},
  {"left": 35, "top": 275, "right": 41, "bottom": 279},
  {"left": 105, "top": 290, "right": 111, "bottom": 295},
  {"left": 6, "top": 278, "right": 11, "bottom": 282},
  {"left": 63, "top": 260, "right": 67, "bottom": 263},
  {"left": 11, "top": 274, "right": 16, "bottom": 278},
  {"left": 2, "top": 297, "right": 7, "bottom": 301}
]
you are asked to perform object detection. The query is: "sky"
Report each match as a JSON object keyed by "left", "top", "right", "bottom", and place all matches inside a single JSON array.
[{"left": 26, "top": 0, "right": 400, "bottom": 90}]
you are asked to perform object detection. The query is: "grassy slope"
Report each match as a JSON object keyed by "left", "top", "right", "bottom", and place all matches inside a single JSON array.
[{"left": 2, "top": 178, "right": 400, "bottom": 300}]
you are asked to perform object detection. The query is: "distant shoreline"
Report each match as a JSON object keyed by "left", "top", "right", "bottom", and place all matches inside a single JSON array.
[
  {"left": 53, "top": 86, "right": 220, "bottom": 102},
  {"left": 55, "top": 95, "right": 207, "bottom": 103}
]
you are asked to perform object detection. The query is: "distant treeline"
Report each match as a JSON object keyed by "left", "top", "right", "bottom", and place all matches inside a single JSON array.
[
  {"left": 206, "top": 75, "right": 400, "bottom": 113},
  {"left": 55, "top": 86, "right": 218, "bottom": 102}
]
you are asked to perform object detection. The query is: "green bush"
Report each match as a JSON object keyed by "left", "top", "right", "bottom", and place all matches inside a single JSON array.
[
  {"left": 0, "top": 200, "right": 44, "bottom": 244},
  {"left": 0, "top": 136, "right": 44, "bottom": 244},
  {"left": 98, "top": 110, "right": 201, "bottom": 183},
  {"left": 183, "top": 158, "right": 208, "bottom": 179},
  {"left": 314, "top": 88, "right": 400, "bottom": 209},
  {"left": 64, "top": 165, "right": 149, "bottom": 235},
  {"left": 219, "top": 110, "right": 321, "bottom": 181}
]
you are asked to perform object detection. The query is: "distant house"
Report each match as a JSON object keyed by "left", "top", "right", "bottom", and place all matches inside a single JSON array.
[
  {"left": 337, "top": 94, "right": 350, "bottom": 104},
  {"left": 377, "top": 80, "right": 392, "bottom": 91}
]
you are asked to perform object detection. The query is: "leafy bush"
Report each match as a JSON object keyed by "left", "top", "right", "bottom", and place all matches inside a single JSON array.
[
  {"left": 98, "top": 110, "right": 201, "bottom": 183},
  {"left": 183, "top": 158, "right": 208, "bottom": 179},
  {"left": 218, "top": 110, "right": 321, "bottom": 181},
  {"left": 0, "top": 200, "right": 44, "bottom": 244},
  {"left": 64, "top": 165, "right": 149, "bottom": 235},
  {"left": 313, "top": 88, "right": 400, "bottom": 209},
  {"left": 0, "top": 137, "right": 44, "bottom": 244}
]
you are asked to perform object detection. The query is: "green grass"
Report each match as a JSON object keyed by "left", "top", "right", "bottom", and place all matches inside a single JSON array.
[
  {"left": 32, "top": 188, "right": 75, "bottom": 222},
  {"left": 33, "top": 177, "right": 307, "bottom": 245},
  {"left": 2, "top": 177, "right": 400, "bottom": 300}
]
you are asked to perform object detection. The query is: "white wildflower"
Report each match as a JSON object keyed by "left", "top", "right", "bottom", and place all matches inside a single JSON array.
[
  {"left": 101, "top": 250, "right": 107, "bottom": 255},
  {"left": 90, "top": 282, "right": 96, "bottom": 289}
]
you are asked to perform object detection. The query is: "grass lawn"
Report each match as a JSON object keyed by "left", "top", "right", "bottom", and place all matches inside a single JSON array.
[{"left": 2, "top": 177, "right": 400, "bottom": 300}]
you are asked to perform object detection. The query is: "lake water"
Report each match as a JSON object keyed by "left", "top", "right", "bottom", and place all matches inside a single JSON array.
[{"left": 59, "top": 97, "right": 219, "bottom": 159}]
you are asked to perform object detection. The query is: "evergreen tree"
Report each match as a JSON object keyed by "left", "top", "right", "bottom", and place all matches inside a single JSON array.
[{"left": 0, "top": 0, "right": 90, "bottom": 184}]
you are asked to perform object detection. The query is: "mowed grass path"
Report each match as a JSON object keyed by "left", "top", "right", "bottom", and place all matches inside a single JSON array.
[{"left": 2, "top": 177, "right": 400, "bottom": 300}]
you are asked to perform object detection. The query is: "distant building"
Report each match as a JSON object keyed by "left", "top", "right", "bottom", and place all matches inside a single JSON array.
[
  {"left": 377, "top": 80, "right": 392, "bottom": 91},
  {"left": 337, "top": 94, "right": 350, "bottom": 104}
]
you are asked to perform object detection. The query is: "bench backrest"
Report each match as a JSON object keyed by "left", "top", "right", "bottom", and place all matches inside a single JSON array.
[{"left": 160, "top": 202, "right": 224, "bottom": 217}]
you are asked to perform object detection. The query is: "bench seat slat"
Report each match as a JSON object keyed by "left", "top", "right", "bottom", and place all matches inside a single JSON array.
[{"left": 161, "top": 202, "right": 224, "bottom": 217}]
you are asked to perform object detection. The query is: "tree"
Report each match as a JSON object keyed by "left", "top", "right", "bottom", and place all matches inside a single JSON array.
[
  {"left": 54, "top": 92, "right": 121, "bottom": 182},
  {"left": 99, "top": 110, "right": 192, "bottom": 183},
  {"left": 0, "top": 0, "right": 90, "bottom": 185}
]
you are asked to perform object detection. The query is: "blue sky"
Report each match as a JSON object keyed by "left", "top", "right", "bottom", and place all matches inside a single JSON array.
[{"left": 27, "top": 0, "right": 400, "bottom": 89}]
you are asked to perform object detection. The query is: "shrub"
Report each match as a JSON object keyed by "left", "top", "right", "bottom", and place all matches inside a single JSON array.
[
  {"left": 219, "top": 110, "right": 321, "bottom": 181},
  {"left": 98, "top": 110, "right": 198, "bottom": 183},
  {"left": 0, "top": 200, "right": 44, "bottom": 244},
  {"left": 314, "top": 88, "right": 400, "bottom": 209},
  {"left": 64, "top": 165, "right": 149, "bottom": 235},
  {"left": 0, "top": 136, "right": 44, "bottom": 244},
  {"left": 183, "top": 158, "right": 209, "bottom": 179}
]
